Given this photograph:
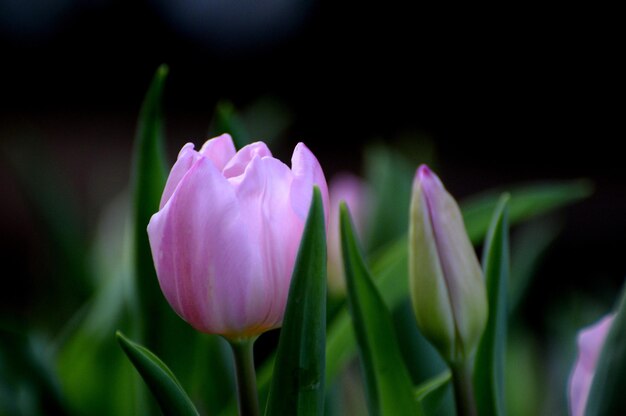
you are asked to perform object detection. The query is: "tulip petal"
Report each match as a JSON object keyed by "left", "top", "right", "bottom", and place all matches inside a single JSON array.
[
  {"left": 233, "top": 155, "right": 303, "bottom": 332},
  {"left": 159, "top": 143, "right": 201, "bottom": 209},
  {"left": 222, "top": 141, "right": 272, "bottom": 179},
  {"left": 569, "top": 314, "right": 614, "bottom": 416},
  {"left": 290, "top": 142, "right": 330, "bottom": 224},
  {"left": 148, "top": 156, "right": 255, "bottom": 335},
  {"left": 199, "top": 133, "right": 237, "bottom": 172}
]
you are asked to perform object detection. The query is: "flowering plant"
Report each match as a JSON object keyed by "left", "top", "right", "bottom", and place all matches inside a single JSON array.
[{"left": 3, "top": 66, "right": 625, "bottom": 416}]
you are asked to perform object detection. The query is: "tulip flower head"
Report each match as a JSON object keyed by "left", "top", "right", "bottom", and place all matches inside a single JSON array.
[
  {"left": 147, "top": 134, "right": 329, "bottom": 341},
  {"left": 408, "top": 165, "right": 487, "bottom": 365},
  {"left": 568, "top": 314, "right": 614, "bottom": 416},
  {"left": 327, "top": 173, "right": 369, "bottom": 296}
]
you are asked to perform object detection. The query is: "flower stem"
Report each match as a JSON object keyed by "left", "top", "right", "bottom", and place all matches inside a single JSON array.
[
  {"left": 229, "top": 338, "right": 260, "bottom": 416},
  {"left": 451, "top": 360, "right": 477, "bottom": 416}
]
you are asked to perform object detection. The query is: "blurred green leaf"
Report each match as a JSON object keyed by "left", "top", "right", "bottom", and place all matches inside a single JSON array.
[
  {"left": 415, "top": 371, "right": 452, "bottom": 416},
  {"left": 0, "top": 328, "right": 69, "bottom": 416},
  {"left": 474, "top": 195, "right": 510, "bottom": 416},
  {"left": 239, "top": 96, "right": 292, "bottom": 144},
  {"left": 364, "top": 145, "right": 414, "bottom": 252},
  {"left": 130, "top": 64, "right": 169, "bottom": 341},
  {"left": 504, "top": 329, "right": 542, "bottom": 416},
  {"left": 463, "top": 180, "right": 592, "bottom": 244},
  {"left": 54, "top": 194, "right": 140, "bottom": 416},
  {"left": 117, "top": 331, "right": 199, "bottom": 416},
  {"left": 189, "top": 335, "right": 235, "bottom": 415},
  {"left": 508, "top": 219, "right": 562, "bottom": 314},
  {"left": 585, "top": 283, "right": 626, "bottom": 416},
  {"left": 340, "top": 204, "right": 421, "bottom": 416},
  {"left": 4, "top": 138, "right": 90, "bottom": 319},
  {"left": 210, "top": 100, "right": 251, "bottom": 150},
  {"left": 265, "top": 187, "right": 327, "bottom": 416}
]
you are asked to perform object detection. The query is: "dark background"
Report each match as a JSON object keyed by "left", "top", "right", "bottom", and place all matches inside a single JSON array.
[{"left": 1, "top": 2, "right": 623, "bottom": 331}]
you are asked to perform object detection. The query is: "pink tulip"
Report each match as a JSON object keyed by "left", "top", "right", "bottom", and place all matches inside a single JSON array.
[
  {"left": 327, "top": 173, "right": 369, "bottom": 295},
  {"left": 568, "top": 314, "right": 615, "bottom": 416},
  {"left": 147, "top": 134, "right": 329, "bottom": 340}
]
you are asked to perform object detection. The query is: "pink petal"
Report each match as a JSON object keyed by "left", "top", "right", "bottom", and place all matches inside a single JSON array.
[
  {"left": 199, "top": 133, "right": 237, "bottom": 172},
  {"left": 222, "top": 141, "right": 272, "bottom": 179},
  {"left": 148, "top": 156, "right": 256, "bottom": 335},
  {"left": 159, "top": 143, "right": 201, "bottom": 209},
  {"left": 232, "top": 154, "right": 303, "bottom": 331},
  {"left": 569, "top": 314, "right": 615, "bottom": 416},
  {"left": 290, "top": 142, "right": 330, "bottom": 225}
]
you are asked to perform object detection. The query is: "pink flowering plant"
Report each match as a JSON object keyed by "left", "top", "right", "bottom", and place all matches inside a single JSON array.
[{"left": 6, "top": 65, "right": 626, "bottom": 416}]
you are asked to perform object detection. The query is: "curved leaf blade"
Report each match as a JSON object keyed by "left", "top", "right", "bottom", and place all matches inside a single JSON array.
[
  {"left": 130, "top": 64, "right": 169, "bottom": 340},
  {"left": 265, "top": 187, "right": 327, "bottom": 416},
  {"left": 415, "top": 371, "right": 452, "bottom": 416},
  {"left": 340, "top": 204, "right": 421, "bottom": 416},
  {"left": 116, "top": 331, "right": 199, "bottom": 416},
  {"left": 463, "top": 180, "right": 591, "bottom": 244},
  {"left": 474, "top": 195, "right": 510, "bottom": 416}
]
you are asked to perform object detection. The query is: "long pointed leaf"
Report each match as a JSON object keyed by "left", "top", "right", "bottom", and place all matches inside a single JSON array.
[
  {"left": 463, "top": 180, "right": 591, "bottom": 243},
  {"left": 340, "top": 204, "right": 422, "bottom": 416},
  {"left": 474, "top": 195, "right": 510, "bottom": 416},
  {"left": 116, "top": 331, "right": 199, "bottom": 416},
  {"left": 265, "top": 187, "right": 327, "bottom": 416},
  {"left": 130, "top": 64, "right": 169, "bottom": 340},
  {"left": 585, "top": 283, "right": 626, "bottom": 416}
]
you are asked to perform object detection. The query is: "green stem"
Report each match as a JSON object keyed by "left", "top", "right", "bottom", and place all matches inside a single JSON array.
[
  {"left": 229, "top": 338, "right": 260, "bottom": 416},
  {"left": 451, "top": 360, "right": 477, "bottom": 416}
]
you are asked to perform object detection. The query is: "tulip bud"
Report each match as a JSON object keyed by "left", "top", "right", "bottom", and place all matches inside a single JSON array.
[
  {"left": 327, "top": 173, "right": 369, "bottom": 296},
  {"left": 568, "top": 314, "right": 614, "bottom": 416},
  {"left": 408, "top": 165, "right": 487, "bottom": 365},
  {"left": 147, "top": 134, "right": 329, "bottom": 341}
]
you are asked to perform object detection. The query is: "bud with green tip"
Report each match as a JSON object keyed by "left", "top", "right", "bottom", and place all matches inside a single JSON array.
[{"left": 408, "top": 165, "right": 488, "bottom": 366}]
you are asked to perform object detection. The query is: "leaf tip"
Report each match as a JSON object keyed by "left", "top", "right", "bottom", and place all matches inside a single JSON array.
[{"left": 157, "top": 64, "right": 170, "bottom": 79}]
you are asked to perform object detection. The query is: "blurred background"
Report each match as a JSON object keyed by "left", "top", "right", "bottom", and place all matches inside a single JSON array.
[{"left": 0, "top": 1, "right": 623, "bottom": 415}]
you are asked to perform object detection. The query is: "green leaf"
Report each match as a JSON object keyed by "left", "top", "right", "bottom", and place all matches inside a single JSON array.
[
  {"left": 508, "top": 219, "right": 562, "bottom": 314},
  {"left": 340, "top": 204, "right": 422, "bottom": 416},
  {"left": 415, "top": 371, "right": 452, "bottom": 416},
  {"left": 393, "top": 301, "right": 447, "bottom": 385},
  {"left": 116, "top": 331, "right": 199, "bottom": 416},
  {"left": 265, "top": 187, "right": 327, "bottom": 416},
  {"left": 585, "top": 284, "right": 626, "bottom": 416},
  {"left": 0, "top": 328, "right": 69, "bottom": 415},
  {"left": 130, "top": 64, "right": 169, "bottom": 340},
  {"left": 474, "top": 195, "right": 510, "bottom": 416},
  {"left": 363, "top": 145, "right": 415, "bottom": 252},
  {"left": 210, "top": 100, "right": 251, "bottom": 150},
  {"left": 463, "top": 180, "right": 591, "bottom": 244},
  {"left": 5, "top": 138, "right": 90, "bottom": 319}
]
